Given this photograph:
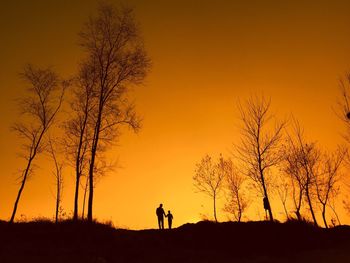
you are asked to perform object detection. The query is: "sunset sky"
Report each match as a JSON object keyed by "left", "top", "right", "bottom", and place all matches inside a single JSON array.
[{"left": 1, "top": 0, "right": 350, "bottom": 229}]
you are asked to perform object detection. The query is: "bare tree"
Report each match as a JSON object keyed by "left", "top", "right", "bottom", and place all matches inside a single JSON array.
[
  {"left": 194, "top": 155, "right": 226, "bottom": 222},
  {"left": 10, "top": 64, "right": 66, "bottom": 223},
  {"left": 284, "top": 121, "right": 320, "bottom": 226},
  {"left": 78, "top": 2, "right": 150, "bottom": 222},
  {"left": 315, "top": 147, "right": 346, "bottom": 228},
  {"left": 277, "top": 175, "right": 290, "bottom": 220},
  {"left": 48, "top": 138, "right": 64, "bottom": 224},
  {"left": 223, "top": 158, "right": 249, "bottom": 222},
  {"left": 283, "top": 136, "right": 304, "bottom": 221},
  {"left": 337, "top": 73, "right": 350, "bottom": 224},
  {"left": 329, "top": 191, "right": 342, "bottom": 226},
  {"left": 63, "top": 62, "right": 97, "bottom": 221},
  {"left": 235, "top": 95, "right": 285, "bottom": 221}
]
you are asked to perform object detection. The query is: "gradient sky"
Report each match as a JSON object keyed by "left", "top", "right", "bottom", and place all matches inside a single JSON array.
[{"left": 1, "top": 0, "right": 350, "bottom": 229}]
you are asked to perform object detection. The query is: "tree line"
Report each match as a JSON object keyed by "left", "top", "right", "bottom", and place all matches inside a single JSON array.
[
  {"left": 194, "top": 93, "right": 350, "bottom": 228},
  {"left": 9, "top": 2, "right": 151, "bottom": 223}
]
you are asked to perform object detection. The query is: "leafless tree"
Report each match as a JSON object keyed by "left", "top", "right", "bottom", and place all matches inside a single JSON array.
[
  {"left": 222, "top": 158, "right": 249, "bottom": 222},
  {"left": 337, "top": 73, "right": 350, "bottom": 223},
  {"left": 10, "top": 64, "right": 66, "bottom": 223},
  {"left": 328, "top": 191, "right": 342, "bottom": 226},
  {"left": 283, "top": 121, "right": 320, "bottom": 226},
  {"left": 194, "top": 155, "right": 226, "bottom": 222},
  {"left": 235, "top": 95, "right": 285, "bottom": 221},
  {"left": 48, "top": 138, "right": 64, "bottom": 224},
  {"left": 315, "top": 147, "right": 346, "bottom": 228},
  {"left": 78, "top": 3, "right": 151, "bottom": 222},
  {"left": 283, "top": 136, "right": 304, "bottom": 221},
  {"left": 63, "top": 62, "right": 97, "bottom": 221},
  {"left": 277, "top": 175, "right": 290, "bottom": 220}
]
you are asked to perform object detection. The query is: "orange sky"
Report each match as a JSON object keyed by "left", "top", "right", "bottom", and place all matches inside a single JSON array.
[{"left": 1, "top": 0, "right": 350, "bottom": 229}]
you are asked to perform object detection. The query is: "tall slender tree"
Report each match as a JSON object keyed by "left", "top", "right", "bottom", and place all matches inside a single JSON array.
[
  {"left": 48, "top": 137, "right": 64, "bottom": 224},
  {"left": 235, "top": 95, "right": 285, "bottom": 221},
  {"left": 10, "top": 64, "right": 66, "bottom": 223},
  {"left": 79, "top": 3, "right": 151, "bottom": 222},
  {"left": 63, "top": 62, "right": 97, "bottom": 221}
]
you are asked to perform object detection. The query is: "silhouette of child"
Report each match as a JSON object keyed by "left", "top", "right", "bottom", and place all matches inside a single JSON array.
[
  {"left": 156, "top": 204, "right": 166, "bottom": 229},
  {"left": 166, "top": 210, "right": 173, "bottom": 229}
]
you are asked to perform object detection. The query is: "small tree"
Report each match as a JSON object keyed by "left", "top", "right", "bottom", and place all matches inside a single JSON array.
[
  {"left": 315, "top": 147, "right": 346, "bottom": 228},
  {"left": 283, "top": 138, "right": 304, "bottom": 221},
  {"left": 236, "top": 95, "right": 285, "bottom": 221},
  {"left": 284, "top": 121, "right": 320, "bottom": 226},
  {"left": 277, "top": 175, "right": 290, "bottom": 220},
  {"left": 10, "top": 65, "right": 66, "bottom": 223},
  {"left": 48, "top": 138, "right": 64, "bottom": 224},
  {"left": 193, "top": 155, "right": 226, "bottom": 222},
  {"left": 223, "top": 158, "right": 249, "bottom": 222}
]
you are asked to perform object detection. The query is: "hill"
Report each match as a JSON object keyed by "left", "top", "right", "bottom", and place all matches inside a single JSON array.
[{"left": 0, "top": 220, "right": 349, "bottom": 262}]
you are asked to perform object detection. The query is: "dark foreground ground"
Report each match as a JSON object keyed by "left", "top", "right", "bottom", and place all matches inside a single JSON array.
[{"left": 0, "top": 220, "right": 349, "bottom": 263}]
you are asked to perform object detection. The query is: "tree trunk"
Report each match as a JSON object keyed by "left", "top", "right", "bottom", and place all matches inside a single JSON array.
[
  {"left": 282, "top": 202, "right": 288, "bottom": 219},
  {"left": 10, "top": 157, "right": 33, "bottom": 223},
  {"left": 87, "top": 153, "right": 95, "bottom": 222},
  {"left": 296, "top": 189, "right": 303, "bottom": 221},
  {"left": 261, "top": 175, "right": 273, "bottom": 221},
  {"left": 258, "top": 142, "right": 273, "bottom": 221},
  {"left": 73, "top": 173, "right": 80, "bottom": 221},
  {"left": 237, "top": 193, "right": 242, "bottom": 222},
  {"left": 87, "top": 111, "right": 102, "bottom": 222},
  {"left": 322, "top": 204, "right": 328, "bottom": 228},
  {"left": 82, "top": 176, "right": 89, "bottom": 220},
  {"left": 306, "top": 187, "right": 318, "bottom": 226},
  {"left": 213, "top": 194, "right": 218, "bottom": 222},
  {"left": 329, "top": 205, "right": 341, "bottom": 226},
  {"left": 10, "top": 174, "right": 27, "bottom": 223},
  {"left": 55, "top": 175, "right": 60, "bottom": 224},
  {"left": 73, "top": 107, "right": 88, "bottom": 221}
]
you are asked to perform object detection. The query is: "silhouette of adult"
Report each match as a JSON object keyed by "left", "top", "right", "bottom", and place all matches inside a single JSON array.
[
  {"left": 156, "top": 204, "right": 166, "bottom": 229},
  {"left": 166, "top": 210, "right": 173, "bottom": 229}
]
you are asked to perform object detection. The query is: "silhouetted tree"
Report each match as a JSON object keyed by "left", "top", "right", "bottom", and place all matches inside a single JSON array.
[
  {"left": 48, "top": 138, "right": 64, "bottom": 224},
  {"left": 223, "top": 158, "right": 249, "bottom": 222},
  {"left": 10, "top": 65, "right": 66, "bottom": 223},
  {"left": 236, "top": 96, "right": 285, "bottom": 221},
  {"left": 277, "top": 175, "right": 290, "bottom": 220},
  {"left": 283, "top": 129, "right": 305, "bottom": 221},
  {"left": 329, "top": 193, "right": 342, "bottom": 225},
  {"left": 78, "top": 3, "right": 151, "bottom": 222},
  {"left": 337, "top": 73, "right": 350, "bottom": 224},
  {"left": 63, "top": 62, "right": 97, "bottom": 221},
  {"left": 284, "top": 121, "right": 319, "bottom": 226},
  {"left": 194, "top": 155, "right": 226, "bottom": 222},
  {"left": 315, "top": 147, "right": 346, "bottom": 228}
]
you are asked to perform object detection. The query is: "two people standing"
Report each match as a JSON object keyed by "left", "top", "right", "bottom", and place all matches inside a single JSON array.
[{"left": 156, "top": 203, "right": 173, "bottom": 229}]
